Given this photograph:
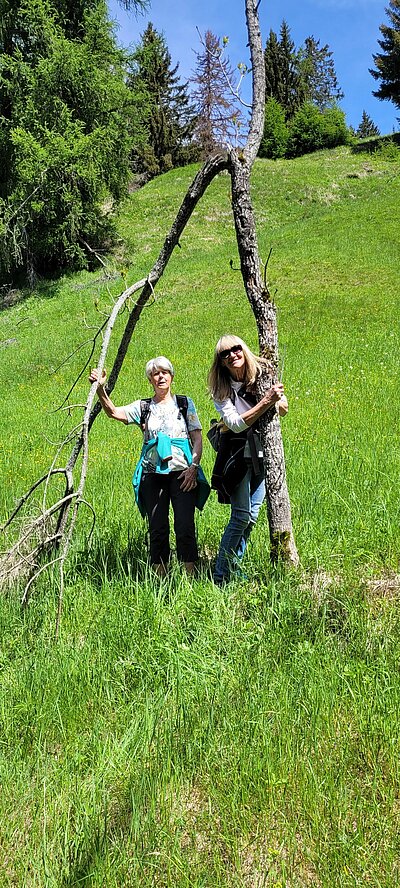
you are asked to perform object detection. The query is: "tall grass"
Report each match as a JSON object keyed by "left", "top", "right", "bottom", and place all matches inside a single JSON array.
[{"left": 1, "top": 145, "right": 399, "bottom": 885}]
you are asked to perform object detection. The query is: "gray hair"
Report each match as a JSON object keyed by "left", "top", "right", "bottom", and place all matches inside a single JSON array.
[{"left": 145, "top": 356, "right": 174, "bottom": 381}]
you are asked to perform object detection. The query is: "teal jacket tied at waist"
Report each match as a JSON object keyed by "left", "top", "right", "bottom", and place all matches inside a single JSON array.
[{"left": 132, "top": 432, "right": 210, "bottom": 518}]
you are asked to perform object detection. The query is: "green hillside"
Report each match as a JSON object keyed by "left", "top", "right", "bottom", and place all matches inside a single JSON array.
[{"left": 1, "top": 145, "right": 400, "bottom": 885}]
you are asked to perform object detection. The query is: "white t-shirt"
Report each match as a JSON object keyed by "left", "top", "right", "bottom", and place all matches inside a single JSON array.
[{"left": 122, "top": 395, "right": 201, "bottom": 472}]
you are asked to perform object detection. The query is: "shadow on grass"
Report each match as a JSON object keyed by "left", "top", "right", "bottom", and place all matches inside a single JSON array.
[
  {"left": 71, "top": 521, "right": 216, "bottom": 589},
  {"left": 351, "top": 131, "right": 400, "bottom": 154},
  {"left": 1, "top": 265, "right": 122, "bottom": 311},
  {"left": 60, "top": 793, "right": 139, "bottom": 887},
  {"left": 71, "top": 525, "right": 150, "bottom": 586}
]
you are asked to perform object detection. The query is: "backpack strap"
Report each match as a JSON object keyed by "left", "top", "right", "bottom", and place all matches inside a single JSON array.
[
  {"left": 231, "top": 385, "right": 259, "bottom": 436},
  {"left": 236, "top": 383, "right": 257, "bottom": 406},
  {"left": 140, "top": 398, "right": 152, "bottom": 442},
  {"left": 175, "top": 394, "right": 189, "bottom": 430}
]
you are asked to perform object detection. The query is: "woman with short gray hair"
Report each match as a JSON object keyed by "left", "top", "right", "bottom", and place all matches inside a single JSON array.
[{"left": 89, "top": 357, "right": 209, "bottom": 576}]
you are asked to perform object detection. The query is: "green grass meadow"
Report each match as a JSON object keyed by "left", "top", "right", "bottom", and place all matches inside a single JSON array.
[{"left": 1, "top": 144, "right": 400, "bottom": 885}]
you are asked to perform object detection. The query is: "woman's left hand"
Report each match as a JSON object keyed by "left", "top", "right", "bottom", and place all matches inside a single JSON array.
[
  {"left": 277, "top": 394, "right": 289, "bottom": 416},
  {"left": 178, "top": 465, "right": 198, "bottom": 492}
]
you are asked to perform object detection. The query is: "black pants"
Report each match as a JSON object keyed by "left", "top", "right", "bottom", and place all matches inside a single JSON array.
[{"left": 140, "top": 472, "right": 198, "bottom": 565}]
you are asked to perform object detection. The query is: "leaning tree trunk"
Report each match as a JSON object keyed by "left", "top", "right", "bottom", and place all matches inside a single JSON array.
[{"left": 228, "top": 0, "right": 299, "bottom": 564}]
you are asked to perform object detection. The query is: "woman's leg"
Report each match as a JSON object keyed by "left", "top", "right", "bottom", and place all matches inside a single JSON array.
[
  {"left": 140, "top": 473, "right": 171, "bottom": 569},
  {"left": 235, "top": 472, "right": 265, "bottom": 561},
  {"left": 213, "top": 469, "right": 252, "bottom": 585},
  {"left": 169, "top": 472, "right": 198, "bottom": 569}
]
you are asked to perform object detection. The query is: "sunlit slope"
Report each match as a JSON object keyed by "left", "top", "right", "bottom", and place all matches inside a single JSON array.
[{"left": 1, "top": 145, "right": 399, "bottom": 567}]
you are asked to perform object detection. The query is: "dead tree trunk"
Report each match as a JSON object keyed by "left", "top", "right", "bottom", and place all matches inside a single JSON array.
[
  {"left": 55, "top": 152, "right": 229, "bottom": 542},
  {"left": 229, "top": 154, "right": 298, "bottom": 563}
]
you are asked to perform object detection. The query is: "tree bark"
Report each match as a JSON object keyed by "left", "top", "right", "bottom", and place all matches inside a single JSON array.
[
  {"left": 228, "top": 153, "right": 298, "bottom": 565},
  {"left": 227, "top": 0, "right": 299, "bottom": 565}
]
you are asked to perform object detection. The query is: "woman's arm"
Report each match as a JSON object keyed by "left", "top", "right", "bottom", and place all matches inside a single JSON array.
[
  {"left": 89, "top": 369, "right": 129, "bottom": 424},
  {"left": 215, "top": 382, "right": 285, "bottom": 432},
  {"left": 277, "top": 395, "right": 288, "bottom": 417},
  {"left": 189, "top": 428, "right": 203, "bottom": 466},
  {"left": 239, "top": 383, "right": 285, "bottom": 427}
]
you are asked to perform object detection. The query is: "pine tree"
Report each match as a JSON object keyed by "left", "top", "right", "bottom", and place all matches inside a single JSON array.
[
  {"left": 53, "top": 0, "right": 149, "bottom": 38},
  {"left": 264, "top": 29, "right": 283, "bottom": 104},
  {"left": 298, "top": 36, "right": 344, "bottom": 110},
  {"left": 264, "top": 22, "right": 344, "bottom": 120},
  {"left": 370, "top": 0, "right": 400, "bottom": 117},
  {"left": 128, "top": 22, "right": 197, "bottom": 175},
  {"left": 278, "top": 21, "right": 301, "bottom": 118},
  {"left": 356, "top": 110, "right": 380, "bottom": 138},
  {"left": 190, "top": 30, "right": 244, "bottom": 156}
]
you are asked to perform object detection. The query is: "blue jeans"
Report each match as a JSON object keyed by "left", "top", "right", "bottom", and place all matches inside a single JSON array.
[{"left": 213, "top": 466, "right": 265, "bottom": 584}]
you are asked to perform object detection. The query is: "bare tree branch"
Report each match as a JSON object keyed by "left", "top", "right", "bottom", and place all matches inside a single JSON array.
[
  {"left": 195, "top": 26, "right": 252, "bottom": 114},
  {"left": 0, "top": 469, "right": 68, "bottom": 532},
  {"left": 79, "top": 237, "right": 109, "bottom": 270}
]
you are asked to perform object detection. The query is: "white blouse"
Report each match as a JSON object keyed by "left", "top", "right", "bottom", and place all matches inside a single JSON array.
[{"left": 213, "top": 379, "right": 250, "bottom": 433}]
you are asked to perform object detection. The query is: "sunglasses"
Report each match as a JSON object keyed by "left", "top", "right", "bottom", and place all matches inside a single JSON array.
[{"left": 219, "top": 344, "right": 243, "bottom": 360}]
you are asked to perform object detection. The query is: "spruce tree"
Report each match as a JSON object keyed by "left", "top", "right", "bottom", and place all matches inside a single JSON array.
[
  {"left": 264, "top": 22, "right": 302, "bottom": 119},
  {"left": 264, "top": 22, "right": 344, "bottom": 121},
  {"left": 264, "top": 30, "right": 284, "bottom": 105},
  {"left": 190, "top": 30, "right": 244, "bottom": 156},
  {"left": 278, "top": 21, "right": 301, "bottom": 118},
  {"left": 298, "top": 36, "right": 344, "bottom": 110},
  {"left": 128, "top": 22, "right": 197, "bottom": 175},
  {"left": 370, "top": 0, "right": 400, "bottom": 117},
  {"left": 356, "top": 110, "right": 380, "bottom": 138}
]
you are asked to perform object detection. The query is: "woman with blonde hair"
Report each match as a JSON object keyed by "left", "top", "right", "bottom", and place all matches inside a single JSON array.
[{"left": 208, "top": 334, "right": 287, "bottom": 585}]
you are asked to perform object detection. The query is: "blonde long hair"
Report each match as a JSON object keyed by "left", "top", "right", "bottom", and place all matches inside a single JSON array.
[{"left": 208, "top": 334, "right": 270, "bottom": 401}]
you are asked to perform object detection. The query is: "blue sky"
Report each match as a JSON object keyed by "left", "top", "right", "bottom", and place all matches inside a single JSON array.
[{"left": 109, "top": 0, "right": 398, "bottom": 135}]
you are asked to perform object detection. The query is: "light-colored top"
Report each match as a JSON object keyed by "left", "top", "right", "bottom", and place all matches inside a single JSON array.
[
  {"left": 122, "top": 395, "right": 201, "bottom": 472},
  {"left": 214, "top": 380, "right": 264, "bottom": 459},
  {"left": 132, "top": 434, "right": 210, "bottom": 517},
  {"left": 213, "top": 379, "right": 250, "bottom": 433}
]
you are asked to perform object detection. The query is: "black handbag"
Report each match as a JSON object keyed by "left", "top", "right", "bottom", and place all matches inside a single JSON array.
[
  {"left": 209, "top": 387, "right": 263, "bottom": 503},
  {"left": 210, "top": 428, "right": 247, "bottom": 503},
  {"left": 211, "top": 426, "right": 262, "bottom": 504},
  {"left": 207, "top": 418, "right": 224, "bottom": 452}
]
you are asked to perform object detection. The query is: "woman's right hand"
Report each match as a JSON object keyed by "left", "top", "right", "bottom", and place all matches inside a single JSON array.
[{"left": 89, "top": 368, "right": 106, "bottom": 387}]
